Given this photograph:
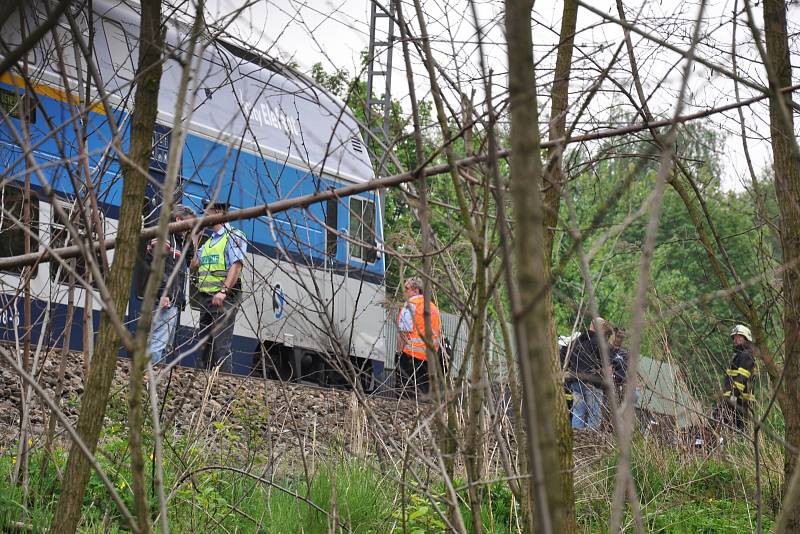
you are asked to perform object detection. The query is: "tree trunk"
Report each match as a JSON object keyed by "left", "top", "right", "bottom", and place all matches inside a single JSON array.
[
  {"left": 506, "top": 1, "right": 565, "bottom": 532},
  {"left": 544, "top": 2, "right": 579, "bottom": 531},
  {"left": 51, "top": 1, "right": 164, "bottom": 532},
  {"left": 763, "top": 0, "right": 800, "bottom": 531}
]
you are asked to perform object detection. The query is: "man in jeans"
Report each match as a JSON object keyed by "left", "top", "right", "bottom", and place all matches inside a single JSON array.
[
  {"left": 146, "top": 204, "right": 195, "bottom": 363},
  {"left": 566, "top": 317, "right": 611, "bottom": 429},
  {"left": 191, "top": 200, "right": 247, "bottom": 373}
]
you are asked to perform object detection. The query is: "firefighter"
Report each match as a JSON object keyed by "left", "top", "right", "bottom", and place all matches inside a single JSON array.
[
  {"left": 396, "top": 277, "right": 441, "bottom": 399},
  {"left": 720, "top": 324, "right": 756, "bottom": 430}
]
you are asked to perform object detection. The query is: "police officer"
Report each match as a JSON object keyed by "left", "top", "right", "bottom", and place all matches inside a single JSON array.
[{"left": 191, "top": 200, "right": 247, "bottom": 372}]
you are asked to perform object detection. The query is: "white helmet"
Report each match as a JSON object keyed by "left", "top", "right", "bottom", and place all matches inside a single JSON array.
[{"left": 730, "top": 324, "right": 753, "bottom": 342}]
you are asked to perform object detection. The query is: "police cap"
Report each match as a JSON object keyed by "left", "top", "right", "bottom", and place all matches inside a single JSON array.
[{"left": 202, "top": 200, "right": 229, "bottom": 212}]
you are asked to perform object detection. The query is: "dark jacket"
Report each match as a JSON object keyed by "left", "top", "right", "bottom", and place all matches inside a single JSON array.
[
  {"left": 611, "top": 347, "right": 629, "bottom": 386},
  {"left": 567, "top": 331, "right": 602, "bottom": 379},
  {"left": 145, "top": 234, "right": 193, "bottom": 308},
  {"left": 724, "top": 345, "right": 756, "bottom": 402}
]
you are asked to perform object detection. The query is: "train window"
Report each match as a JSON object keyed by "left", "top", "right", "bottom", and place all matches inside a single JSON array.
[
  {"left": 102, "top": 18, "right": 136, "bottom": 81},
  {"left": 349, "top": 197, "right": 376, "bottom": 263},
  {"left": 49, "top": 207, "right": 104, "bottom": 289},
  {"left": 44, "top": 23, "right": 82, "bottom": 84},
  {"left": 0, "top": 7, "right": 38, "bottom": 67},
  {"left": 325, "top": 198, "right": 338, "bottom": 257},
  {"left": 0, "top": 186, "right": 39, "bottom": 275}
]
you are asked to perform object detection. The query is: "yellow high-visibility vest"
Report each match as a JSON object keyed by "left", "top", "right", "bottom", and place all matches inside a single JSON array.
[{"left": 197, "top": 232, "right": 232, "bottom": 294}]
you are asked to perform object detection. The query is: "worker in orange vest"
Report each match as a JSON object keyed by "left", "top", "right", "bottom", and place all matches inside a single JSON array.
[{"left": 396, "top": 276, "right": 442, "bottom": 398}]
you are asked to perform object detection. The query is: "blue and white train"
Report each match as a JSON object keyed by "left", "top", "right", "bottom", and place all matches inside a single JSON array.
[{"left": 0, "top": 0, "right": 388, "bottom": 385}]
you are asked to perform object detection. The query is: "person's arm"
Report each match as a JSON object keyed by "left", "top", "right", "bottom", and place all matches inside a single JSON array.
[
  {"left": 732, "top": 351, "right": 755, "bottom": 396},
  {"left": 211, "top": 261, "right": 242, "bottom": 306},
  {"left": 184, "top": 240, "right": 195, "bottom": 268},
  {"left": 189, "top": 232, "right": 201, "bottom": 271},
  {"left": 145, "top": 238, "right": 172, "bottom": 307},
  {"left": 225, "top": 230, "right": 246, "bottom": 289},
  {"left": 396, "top": 304, "right": 413, "bottom": 354},
  {"left": 396, "top": 331, "right": 408, "bottom": 354},
  {"left": 190, "top": 245, "right": 200, "bottom": 270},
  {"left": 223, "top": 261, "right": 243, "bottom": 291}
]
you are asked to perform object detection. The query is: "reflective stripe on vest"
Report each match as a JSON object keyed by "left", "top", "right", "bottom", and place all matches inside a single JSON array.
[
  {"left": 397, "top": 294, "right": 441, "bottom": 361},
  {"left": 724, "top": 390, "right": 755, "bottom": 402},
  {"left": 727, "top": 367, "right": 752, "bottom": 379},
  {"left": 198, "top": 231, "right": 231, "bottom": 294}
]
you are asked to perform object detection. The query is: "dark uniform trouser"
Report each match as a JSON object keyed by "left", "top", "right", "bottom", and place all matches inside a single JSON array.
[
  {"left": 714, "top": 399, "right": 749, "bottom": 431},
  {"left": 197, "top": 291, "right": 240, "bottom": 373},
  {"left": 397, "top": 352, "right": 429, "bottom": 396}
]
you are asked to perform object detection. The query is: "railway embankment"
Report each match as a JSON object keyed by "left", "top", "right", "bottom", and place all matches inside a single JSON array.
[
  {"left": 0, "top": 352, "right": 431, "bottom": 466},
  {"left": 0, "top": 351, "right": 614, "bottom": 474}
]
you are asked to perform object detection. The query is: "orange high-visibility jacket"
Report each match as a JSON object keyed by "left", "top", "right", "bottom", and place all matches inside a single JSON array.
[{"left": 397, "top": 294, "right": 442, "bottom": 361}]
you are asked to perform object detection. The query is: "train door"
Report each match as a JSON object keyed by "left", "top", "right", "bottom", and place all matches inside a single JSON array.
[
  {"left": 128, "top": 124, "right": 180, "bottom": 344},
  {"left": 339, "top": 195, "right": 378, "bottom": 362},
  {"left": 128, "top": 169, "right": 164, "bottom": 322},
  {"left": 335, "top": 195, "right": 351, "bottom": 356},
  {"left": 322, "top": 195, "right": 342, "bottom": 326},
  {"left": 344, "top": 194, "right": 386, "bottom": 387}
]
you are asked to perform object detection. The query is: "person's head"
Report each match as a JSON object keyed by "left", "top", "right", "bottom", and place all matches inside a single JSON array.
[
  {"left": 730, "top": 324, "right": 752, "bottom": 348},
  {"left": 589, "top": 316, "right": 612, "bottom": 339},
  {"left": 403, "top": 276, "right": 423, "bottom": 297},
  {"left": 203, "top": 200, "right": 228, "bottom": 230},
  {"left": 172, "top": 204, "right": 195, "bottom": 223},
  {"left": 203, "top": 200, "right": 229, "bottom": 216},
  {"left": 612, "top": 326, "right": 626, "bottom": 349}
]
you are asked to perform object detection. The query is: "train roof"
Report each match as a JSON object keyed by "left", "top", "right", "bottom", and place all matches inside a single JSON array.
[{"left": 95, "top": 0, "right": 376, "bottom": 184}]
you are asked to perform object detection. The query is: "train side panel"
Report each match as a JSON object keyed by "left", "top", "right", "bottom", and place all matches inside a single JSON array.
[{"left": 0, "top": 0, "right": 387, "bottom": 382}]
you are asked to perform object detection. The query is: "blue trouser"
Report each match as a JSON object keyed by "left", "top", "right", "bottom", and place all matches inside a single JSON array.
[
  {"left": 570, "top": 381, "right": 603, "bottom": 429},
  {"left": 148, "top": 305, "right": 179, "bottom": 363}
]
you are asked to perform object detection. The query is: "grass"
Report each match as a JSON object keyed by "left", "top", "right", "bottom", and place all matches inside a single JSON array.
[
  {"left": 0, "top": 440, "right": 517, "bottom": 533},
  {"left": 0, "top": 450, "right": 395, "bottom": 532},
  {"left": 0, "top": 424, "right": 782, "bottom": 533},
  {"left": 576, "top": 434, "right": 780, "bottom": 533}
]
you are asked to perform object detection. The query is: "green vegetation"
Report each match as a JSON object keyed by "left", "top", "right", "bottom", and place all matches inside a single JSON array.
[
  {"left": 577, "top": 437, "right": 780, "bottom": 533},
  {"left": 317, "top": 51, "right": 782, "bottom": 409},
  {"left": 551, "top": 125, "right": 780, "bottom": 399},
  {"left": 0, "top": 440, "right": 518, "bottom": 533},
  {"left": 0, "top": 432, "right": 780, "bottom": 532}
]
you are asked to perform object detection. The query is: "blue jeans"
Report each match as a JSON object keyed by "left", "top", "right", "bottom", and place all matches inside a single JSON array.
[
  {"left": 570, "top": 381, "right": 603, "bottom": 429},
  {"left": 148, "top": 305, "right": 179, "bottom": 363}
]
